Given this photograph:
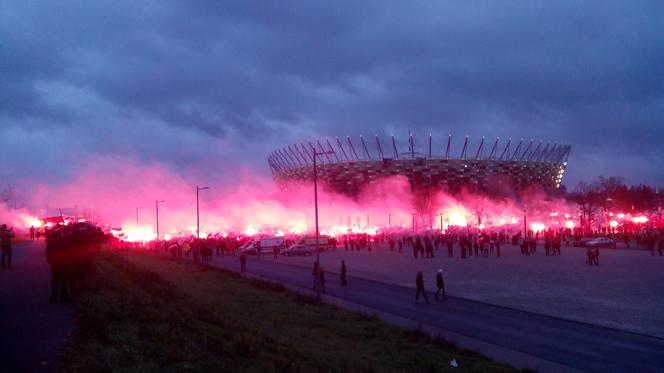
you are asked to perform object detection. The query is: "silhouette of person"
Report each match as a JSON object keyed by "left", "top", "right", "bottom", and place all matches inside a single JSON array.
[
  {"left": 1, "top": 224, "right": 15, "bottom": 269},
  {"left": 239, "top": 253, "right": 247, "bottom": 272},
  {"left": 340, "top": 260, "right": 347, "bottom": 287},
  {"left": 435, "top": 269, "right": 447, "bottom": 301},
  {"left": 415, "top": 271, "right": 429, "bottom": 303}
]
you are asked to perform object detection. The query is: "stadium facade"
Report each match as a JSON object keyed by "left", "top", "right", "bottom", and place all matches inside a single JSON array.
[{"left": 268, "top": 134, "right": 571, "bottom": 196}]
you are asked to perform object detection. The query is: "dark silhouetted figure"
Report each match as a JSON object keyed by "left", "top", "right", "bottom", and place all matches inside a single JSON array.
[
  {"left": 415, "top": 271, "right": 429, "bottom": 303},
  {"left": 425, "top": 240, "right": 434, "bottom": 258},
  {"left": 1, "top": 224, "right": 15, "bottom": 269},
  {"left": 30, "top": 226, "right": 35, "bottom": 240},
  {"left": 239, "top": 253, "right": 247, "bottom": 272},
  {"left": 435, "top": 269, "right": 447, "bottom": 301},
  {"left": 586, "top": 247, "right": 599, "bottom": 266},
  {"left": 340, "top": 261, "right": 347, "bottom": 287},
  {"left": 319, "top": 267, "right": 326, "bottom": 293},
  {"left": 593, "top": 247, "right": 600, "bottom": 265},
  {"left": 312, "top": 261, "right": 319, "bottom": 290},
  {"left": 46, "top": 229, "right": 70, "bottom": 303},
  {"left": 446, "top": 238, "right": 454, "bottom": 257}
]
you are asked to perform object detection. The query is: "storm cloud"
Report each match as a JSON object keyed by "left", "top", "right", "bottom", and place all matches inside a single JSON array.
[{"left": 1, "top": 0, "right": 663, "bottom": 195}]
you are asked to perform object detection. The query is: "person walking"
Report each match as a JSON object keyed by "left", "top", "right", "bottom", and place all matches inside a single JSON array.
[
  {"left": 46, "top": 228, "right": 70, "bottom": 303},
  {"left": 239, "top": 253, "right": 247, "bottom": 273},
  {"left": 446, "top": 238, "right": 454, "bottom": 257},
  {"left": 415, "top": 271, "right": 429, "bottom": 303},
  {"left": 340, "top": 260, "right": 347, "bottom": 287},
  {"left": 425, "top": 240, "right": 434, "bottom": 258},
  {"left": 312, "top": 261, "right": 319, "bottom": 290},
  {"left": 593, "top": 247, "right": 600, "bottom": 265},
  {"left": 1, "top": 224, "right": 15, "bottom": 269},
  {"left": 435, "top": 269, "right": 447, "bottom": 301},
  {"left": 319, "top": 267, "right": 326, "bottom": 294}
]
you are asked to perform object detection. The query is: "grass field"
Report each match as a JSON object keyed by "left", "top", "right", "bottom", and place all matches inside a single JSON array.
[{"left": 61, "top": 250, "right": 519, "bottom": 372}]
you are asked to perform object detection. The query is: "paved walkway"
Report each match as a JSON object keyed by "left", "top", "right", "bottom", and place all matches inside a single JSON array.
[
  {"left": 0, "top": 240, "right": 72, "bottom": 372},
  {"left": 257, "top": 243, "right": 664, "bottom": 337},
  {"left": 207, "top": 254, "right": 664, "bottom": 373}
]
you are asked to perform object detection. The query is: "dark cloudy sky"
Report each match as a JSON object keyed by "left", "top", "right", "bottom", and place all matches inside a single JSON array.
[{"left": 1, "top": 1, "right": 663, "bottom": 189}]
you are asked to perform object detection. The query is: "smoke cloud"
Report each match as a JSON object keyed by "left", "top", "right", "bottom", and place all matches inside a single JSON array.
[{"left": 3, "top": 155, "right": 584, "bottom": 240}]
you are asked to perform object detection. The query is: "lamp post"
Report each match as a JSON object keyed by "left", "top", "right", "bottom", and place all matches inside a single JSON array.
[
  {"left": 440, "top": 213, "right": 444, "bottom": 232},
  {"left": 196, "top": 186, "right": 210, "bottom": 238},
  {"left": 136, "top": 206, "right": 143, "bottom": 225},
  {"left": 155, "top": 200, "right": 165, "bottom": 240},
  {"left": 313, "top": 148, "right": 335, "bottom": 301},
  {"left": 523, "top": 210, "right": 527, "bottom": 240}
]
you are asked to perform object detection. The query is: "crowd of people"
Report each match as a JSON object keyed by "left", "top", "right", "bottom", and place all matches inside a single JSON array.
[{"left": 5, "top": 218, "right": 656, "bottom": 307}]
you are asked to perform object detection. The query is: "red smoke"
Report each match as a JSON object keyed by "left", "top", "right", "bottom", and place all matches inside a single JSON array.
[{"left": 6, "top": 156, "right": 586, "bottom": 240}]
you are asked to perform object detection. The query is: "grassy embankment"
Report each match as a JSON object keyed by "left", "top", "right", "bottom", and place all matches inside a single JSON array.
[{"left": 62, "top": 250, "right": 519, "bottom": 372}]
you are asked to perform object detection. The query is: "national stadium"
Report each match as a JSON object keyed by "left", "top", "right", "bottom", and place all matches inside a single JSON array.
[{"left": 268, "top": 134, "right": 571, "bottom": 196}]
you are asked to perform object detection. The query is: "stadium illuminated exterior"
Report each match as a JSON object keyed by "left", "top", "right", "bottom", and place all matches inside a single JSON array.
[{"left": 268, "top": 134, "right": 571, "bottom": 196}]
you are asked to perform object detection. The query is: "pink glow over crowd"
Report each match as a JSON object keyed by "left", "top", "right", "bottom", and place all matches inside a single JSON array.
[{"left": 2, "top": 157, "right": 658, "bottom": 242}]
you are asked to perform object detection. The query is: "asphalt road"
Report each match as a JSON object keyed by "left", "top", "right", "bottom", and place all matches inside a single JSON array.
[
  {"left": 0, "top": 240, "right": 72, "bottom": 373},
  {"left": 209, "top": 254, "right": 664, "bottom": 373}
]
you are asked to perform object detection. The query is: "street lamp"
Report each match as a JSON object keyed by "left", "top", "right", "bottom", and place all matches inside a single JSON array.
[
  {"left": 196, "top": 186, "right": 210, "bottom": 238},
  {"left": 155, "top": 200, "right": 165, "bottom": 240},
  {"left": 136, "top": 206, "right": 143, "bottom": 225},
  {"left": 313, "top": 148, "right": 334, "bottom": 301}
]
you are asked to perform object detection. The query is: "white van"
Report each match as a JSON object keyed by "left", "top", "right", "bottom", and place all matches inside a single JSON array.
[{"left": 240, "top": 237, "right": 285, "bottom": 255}]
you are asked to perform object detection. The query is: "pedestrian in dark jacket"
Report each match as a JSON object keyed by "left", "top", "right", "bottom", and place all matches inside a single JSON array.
[
  {"left": 435, "top": 269, "right": 447, "bottom": 301},
  {"left": 46, "top": 229, "right": 70, "bottom": 303},
  {"left": 319, "top": 267, "right": 326, "bottom": 293},
  {"left": 340, "top": 261, "right": 347, "bottom": 287},
  {"left": 312, "top": 261, "right": 319, "bottom": 290},
  {"left": 1, "top": 224, "right": 15, "bottom": 269},
  {"left": 239, "top": 253, "right": 247, "bottom": 272},
  {"left": 415, "top": 271, "right": 429, "bottom": 303}
]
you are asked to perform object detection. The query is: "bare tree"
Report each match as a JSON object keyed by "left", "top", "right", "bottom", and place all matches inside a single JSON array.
[
  {"left": 471, "top": 205, "right": 486, "bottom": 226},
  {"left": 81, "top": 209, "right": 104, "bottom": 226},
  {"left": 570, "top": 182, "right": 602, "bottom": 231}
]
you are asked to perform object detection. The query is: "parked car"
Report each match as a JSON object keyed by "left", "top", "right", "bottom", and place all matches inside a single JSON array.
[
  {"left": 572, "top": 238, "right": 595, "bottom": 247},
  {"left": 586, "top": 237, "right": 615, "bottom": 248},
  {"left": 281, "top": 244, "right": 317, "bottom": 256}
]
